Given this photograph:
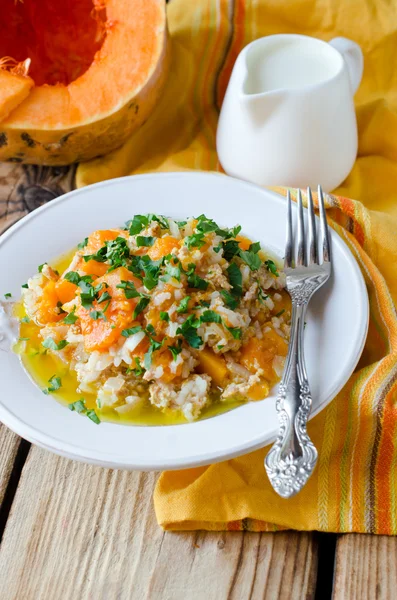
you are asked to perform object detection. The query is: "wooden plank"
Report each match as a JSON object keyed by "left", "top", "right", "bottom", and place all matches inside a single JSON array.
[
  {"left": 333, "top": 533, "right": 397, "bottom": 599},
  {"left": 0, "top": 447, "right": 318, "bottom": 600},
  {"left": 0, "top": 424, "right": 21, "bottom": 507}
]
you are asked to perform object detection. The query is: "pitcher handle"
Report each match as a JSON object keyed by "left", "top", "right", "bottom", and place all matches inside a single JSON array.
[{"left": 329, "top": 37, "right": 363, "bottom": 95}]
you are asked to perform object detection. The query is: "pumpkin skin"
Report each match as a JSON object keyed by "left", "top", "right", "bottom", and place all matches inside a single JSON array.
[{"left": 0, "top": 0, "right": 169, "bottom": 165}]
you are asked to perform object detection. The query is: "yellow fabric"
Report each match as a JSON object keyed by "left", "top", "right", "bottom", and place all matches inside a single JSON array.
[{"left": 76, "top": 0, "right": 397, "bottom": 533}]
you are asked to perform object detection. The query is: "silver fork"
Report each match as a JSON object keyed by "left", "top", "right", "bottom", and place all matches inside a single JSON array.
[{"left": 265, "top": 186, "right": 331, "bottom": 498}]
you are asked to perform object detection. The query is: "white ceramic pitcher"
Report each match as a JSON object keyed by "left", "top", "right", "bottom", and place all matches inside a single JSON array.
[{"left": 217, "top": 35, "right": 363, "bottom": 191}]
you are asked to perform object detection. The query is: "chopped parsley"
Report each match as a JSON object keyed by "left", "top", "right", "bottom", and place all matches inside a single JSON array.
[
  {"left": 116, "top": 280, "right": 140, "bottom": 299},
  {"left": 275, "top": 309, "right": 285, "bottom": 318},
  {"left": 21, "top": 283, "right": 28, "bottom": 289},
  {"left": 43, "top": 375, "right": 62, "bottom": 394},
  {"left": 239, "top": 249, "right": 262, "bottom": 271},
  {"left": 265, "top": 259, "right": 279, "bottom": 277},
  {"left": 97, "top": 291, "right": 111, "bottom": 304},
  {"left": 160, "top": 311, "right": 170, "bottom": 322},
  {"left": 128, "top": 214, "right": 149, "bottom": 235},
  {"left": 176, "top": 315, "right": 203, "bottom": 349},
  {"left": 121, "top": 326, "right": 142, "bottom": 337},
  {"left": 64, "top": 271, "right": 81, "bottom": 284},
  {"left": 222, "top": 240, "right": 240, "bottom": 261},
  {"left": 38, "top": 263, "right": 47, "bottom": 273},
  {"left": 186, "top": 264, "right": 208, "bottom": 290},
  {"left": 136, "top": 235, "right": 155, "bottom": 247},
  {"left": 20, "top": 316, "right": 30, "bottom": 324},
  {"left": 4, "top": 293, "right": 12, "bottom": 299},
  {"left": 144, "top": 338, "right": 163, "bottom": 370},
  {"left": 19, "top": 337, "right": 29, "bottom": 342},
  {"left": 226, "top": 326, "right": 242, "bottom": 340},
  {"left": 83, "top": 236, "right": 130, "bottom": 271},
  {"left": 134, "top": 295, "right": 150, "bottom": 319},
  {"left": 133, "top": 357, "right": 144, "bottom": 377},
  {"left": 68, "top": 398, "right": 100, "bottom": 424},
  {"left": 42, "top": 338, "right": 69, "bottom": 351},
  {"left": 200, "top": 310, "right": 222, "bottom": 324},
  {"left": 161, "top": 260, "right": 181, "bottom": 283},
  {"left": 77, "top": 237, "right": 89, "bottom": 250},
  {"left": 226, "top": 263, "right": 243, "bottom": 297},
  {"left": 185, "top": 231, "right": 206, "bottom": 250},
  {"left": 68, "top": 399, "right": 86, "bottom": 413},
  {"left": 176, "top": 296, "right": 191, "bottom": 314},
  {"left": 169, "top": 344, "right": 183, "bottom": 361},
  {"left": 63, "top": 306, "right": 78, "bottom": 324},
  {"left": 220, "top": 289, "right": 238, "bottom": 310}
]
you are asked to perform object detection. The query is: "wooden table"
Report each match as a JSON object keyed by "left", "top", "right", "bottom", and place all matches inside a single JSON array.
[{"left": 0, "top": 163, "right": 396, "bottom": 600}]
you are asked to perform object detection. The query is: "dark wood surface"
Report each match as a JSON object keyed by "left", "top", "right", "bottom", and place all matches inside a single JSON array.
[{"left": 0, "top": 162, "right": 395, "bottom": 600}]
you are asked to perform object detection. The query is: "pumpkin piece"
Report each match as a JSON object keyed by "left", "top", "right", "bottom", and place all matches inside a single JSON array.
[
  {"left": 78, "top": 229, "right": 128, "bottom": 277},
  {"left": 0, "top": 69, "right": 34, "bottom": 122},
  {"left": 55, "top": 279, "right": 78, "bottom": 305},
  {"left": 77, "top": 266, "right": 141, "bottom": 352},
  {"left": 236, "top": 235, "right": 252, "bottom": 251},
  {"left": 36, "top": 280, "right": 63, "bottom": 324},
  {"left": 0, "top": 0, "right": 169, "bottom": 165},
  {"left": 148, "top": 236, "right": 180, "bottom": 261},
  {"left": 196, "top": 348, "right": 229, "bottom": 388},
  {"left": 240, "top": 330, "right": 288, "bottom": 382},
  {"left": 247, "top": 380, "right": 270, "bottom": 401}
]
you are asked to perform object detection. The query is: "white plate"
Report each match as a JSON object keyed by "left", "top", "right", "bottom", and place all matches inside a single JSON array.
[{"left": 0, "top": 172, "right": 368, "bottom": 470}]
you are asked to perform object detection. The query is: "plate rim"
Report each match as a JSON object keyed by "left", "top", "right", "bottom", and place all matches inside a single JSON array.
[{"left": 0, "top": 171, "right": 369, "bottom": 470}]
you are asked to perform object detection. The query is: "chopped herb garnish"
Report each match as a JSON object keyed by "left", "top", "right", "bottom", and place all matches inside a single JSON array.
[
  {"left": 176, "top": 315, "right": 203, "bottom": 349},
  {"left": 133, "top": 357, "right": 144, "bottom": 377},
  {"left": 68, "top": 398, "right": 100, "bottom": 424},
  {"left": 136, "top": 235, "right": 155, "bottom": 247},
  {"left": 86, "top": 409, "right": 101, "bottom": 424},
  {"left": 38, "top": 263, "right": 47, "bottom": 273},
  {"left": 21, "top": 283, "right": 28, "bottom": 289},
  {"left": 169, "top": 343, "right": 182, "bottom": 361},
  {"left": 198, "top": 300, "right": 211, "bottom": 308},
  {"left": 20, "top": 316, "right": 30, "bottom": 324},
  {"left": 90, "top": 307, "right": 108, "bottom": 321},
  {"left": 275, "top": 309, "right": 285, "bottom": 318},
  {"left": 19, "top": 337, "right": 29, "bottom": 341},
  {"left": 64, "top": 271, "right": 81, "bottom": 285},
  {"left": 77, "top": 237, "right": 89, "bottom": 250},
  {"left": 161, "top": 261, "right": 181, "bottom": 283},
  {"left": 265, "top": 259, "right": 279, "bottom": 277},
  {"left": 249, "top": 241, "right": 261, "bottom": 253},
  {"left": 226, "top": 263, "right": 243, "bottom": 297},
  {"left": 160, "top": 311, "right": 170, "bottom": 322},
  {"left": 185, "top": 231, "right": 206, "bottom": 250},
  {"left": 83, "top": 236, "right": 130, "bottom": 271},
  {"left": 4, "top": 293, "right": 12, "bottom": 299},
  {"left": 121, "top": 326, "right": 142, "bottom": 337},
  {"left": 222, "top": 240, "right": 240, "bottom": 261},
  {"left": 226, "top": 326, "right": 242, "bottom": 340},
  {"left": 239, "top": 250, "right": 262, "bottom": 271},
  {"left": 145, "top": 324, "right": 156, "bottom": 335},
  {"left": 258, "top": 287, "right": 269, "bottom": 304},
  {"left": 63, "top": 306, "right": 78, "bottom": 324},
  {"left": 200, "top": 310, "right": 222, "bottom": 324},
  {"left": 44, "top": 375, "right": 62, "bottom": 394},
  {"left": 42, "top": 338, "right": 69, "bottom": 351},
  {"left": 220, "top": 289, "right": 238, "bottom": 310},
  {"left": 186, "top": 264, "right": 208, "bottom": 290},
  {"left": 97, "top": 291, "right": 112, "bottom": 304},
  {"left": 217, "top": 344, "right": 225, "bottom": 350},
  {"left": 133, "top": 295, "right": 150, "bottom": 319},
  {"left": 176, "top": 220, "right": 187, "bottom": 228},
  {"left": 116, "top": 280, "right": 140, "bottom": 299},
  {"left": 144, "top": 338, "right": 163, "bottom": 370},
  {"left": 68, "top": 399, "right": 86, "bottom": 413},
  {"left": 176, "top": 296, "right": 191, "bottom": 314},
  {"left": 128, "top": 214, "right": 149, "bottom": 235}
]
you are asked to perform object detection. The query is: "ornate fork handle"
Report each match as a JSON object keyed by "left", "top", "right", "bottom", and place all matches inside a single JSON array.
[{"left": 265, "top": 286, "right": 318, "bottom": 498}]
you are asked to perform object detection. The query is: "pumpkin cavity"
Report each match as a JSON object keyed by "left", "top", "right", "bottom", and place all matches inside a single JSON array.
[{"left": 0, "top": 0, "right": 107, "bottom": 86}]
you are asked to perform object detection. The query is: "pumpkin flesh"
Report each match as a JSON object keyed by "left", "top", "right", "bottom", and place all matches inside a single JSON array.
[{"left": 0, "top": 0, "right": 169, "bottom": 164}]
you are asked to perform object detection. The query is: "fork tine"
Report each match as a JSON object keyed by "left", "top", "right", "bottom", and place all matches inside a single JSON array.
[
  {"left": 284, "top": 190, "right": 293, "bottom": 268},
  {"left": 318, "top": 185, "right": 331, "bottom": 263},
  {"left": 307, "top": 187, "right": 317, "bottom": 264},
  {"left": 296, "top": 189, "right": 305, "bottom": 266}
]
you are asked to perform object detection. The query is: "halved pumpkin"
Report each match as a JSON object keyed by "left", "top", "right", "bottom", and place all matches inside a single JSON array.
[{"left": 0, "top": 0, "right": 169, "bottom": 165}]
